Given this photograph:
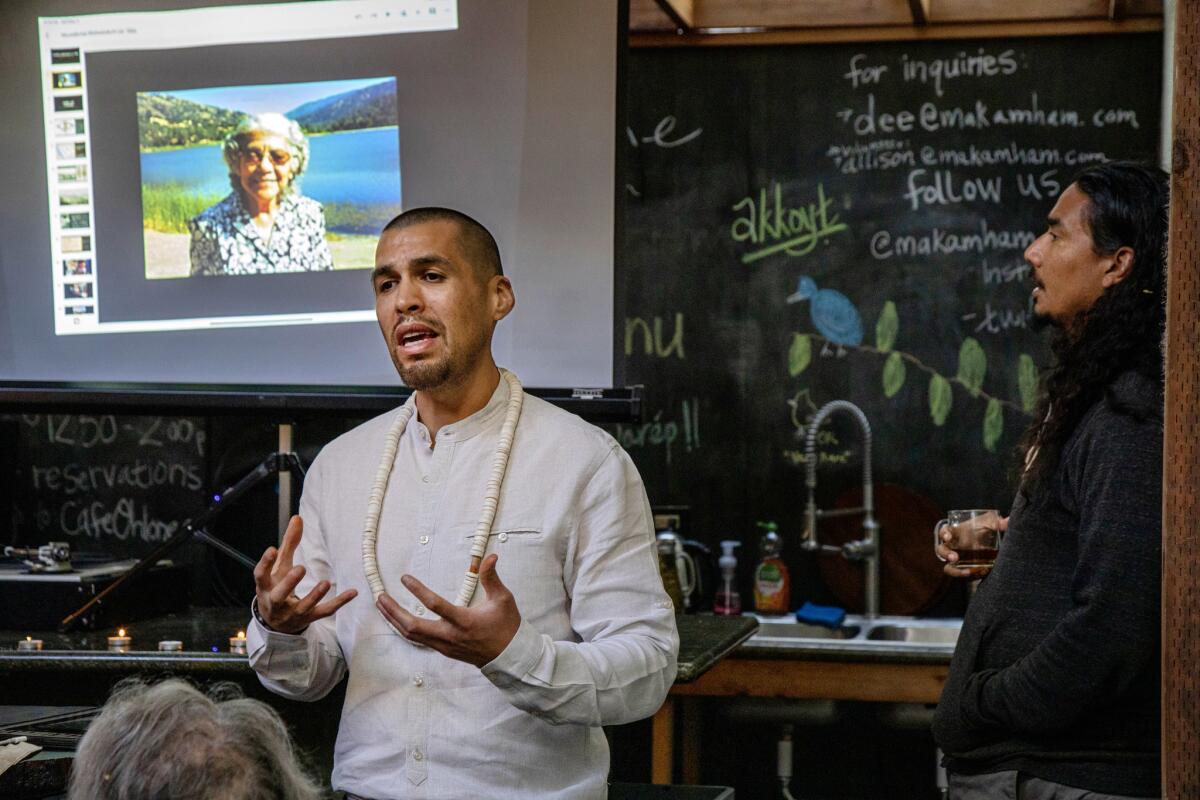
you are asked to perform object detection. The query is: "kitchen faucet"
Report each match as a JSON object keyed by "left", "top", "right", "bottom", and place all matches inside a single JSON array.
[{"left": 801, "top": 400, "right": 881, "bottom": 618}]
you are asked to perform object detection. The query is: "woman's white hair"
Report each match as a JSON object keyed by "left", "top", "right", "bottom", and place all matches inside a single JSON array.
[
  {"left": 68, "top": 677, "right": 323, "bottom": 800},
  {"left": 222, "top": 112, "right": 310, "bottom": 190}
]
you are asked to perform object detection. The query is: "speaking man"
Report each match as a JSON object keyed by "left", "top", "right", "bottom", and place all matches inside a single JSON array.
[{"left": 247, "top": 208, "right": 679, "bottom": 800}]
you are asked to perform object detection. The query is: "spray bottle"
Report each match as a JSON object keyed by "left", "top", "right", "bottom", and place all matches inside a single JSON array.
[{"left": 714, "top": 540, "right": 742, "bottom": 615}]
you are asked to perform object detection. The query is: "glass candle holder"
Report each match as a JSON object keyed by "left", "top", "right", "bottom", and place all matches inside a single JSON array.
[
  {"left": 107, "top": 628, "right": 131, "bottom": 653},
  {"left": 229, "top": 631, "right": 247, "bottom": 655},
  {"left": 158, "top": 640, "right": 183, "bottom": 652},
  {"left": 17, "top": 637, "right": 43, "bottom": 652}
]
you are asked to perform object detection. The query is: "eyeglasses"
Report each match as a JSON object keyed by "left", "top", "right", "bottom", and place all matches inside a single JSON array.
[{"left": 241, "top": 146, "right": 292, "bottom": 166}]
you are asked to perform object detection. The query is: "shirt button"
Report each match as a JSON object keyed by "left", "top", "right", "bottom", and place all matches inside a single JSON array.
[
  {"left": 498, "top": 532, "right": 508, "bottom": 543},
  {"left": 412, "top": 749, "right": 424, "bottom": 762},
  {"left": 415, "top": 605, "right": 425, "bottom": 616},
  {"left": 418, "top": 535, "right": 429, "bottom": 545},
  {"left": 421, "top": 475, "right": 431, "bottom": 483},
  {"left": 413, "top": 674, "right": 424, "bottom": 687}
]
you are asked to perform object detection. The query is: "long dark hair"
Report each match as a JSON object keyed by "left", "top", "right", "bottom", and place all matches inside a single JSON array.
[{"left": 1017, "top": 161, "right": 1168, "bottom": 496}]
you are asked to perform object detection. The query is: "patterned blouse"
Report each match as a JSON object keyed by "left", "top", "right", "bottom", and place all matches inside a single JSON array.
[{"left": 187, "top": 191, "right": 335, "bottom": 276}]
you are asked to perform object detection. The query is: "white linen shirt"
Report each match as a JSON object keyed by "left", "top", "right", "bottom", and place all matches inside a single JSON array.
[{"left": 247, "top": 378, "right": 679, "bottom": 800}]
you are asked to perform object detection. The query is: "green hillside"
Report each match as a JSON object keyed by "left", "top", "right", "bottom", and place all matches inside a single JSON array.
[{"left": 138, "top": 93, "right": 246, "bottom": 150}]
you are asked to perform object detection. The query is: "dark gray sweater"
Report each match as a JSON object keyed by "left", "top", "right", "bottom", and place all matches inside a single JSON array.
[{"left": 933, "top": 372, "right": 1162, "bottom": 797}]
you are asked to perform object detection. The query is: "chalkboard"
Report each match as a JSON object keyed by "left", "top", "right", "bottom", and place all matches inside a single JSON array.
[
  {"left": 2, "top": 413, "right": 209, "bottom": 560},
  {"left": 614, "top": 34, "right": 1162, "bottom": 560}
]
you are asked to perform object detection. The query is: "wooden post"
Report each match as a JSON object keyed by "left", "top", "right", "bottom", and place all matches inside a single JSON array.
[
  {"left": 1164, "top": 4, "right": 1200, "bottom": 795},
  {"left": 650, "top": 698, "right": 675, "bottom": 785}
]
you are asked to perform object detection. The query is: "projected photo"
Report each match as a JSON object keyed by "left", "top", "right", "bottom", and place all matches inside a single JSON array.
[{"left": 137, "top": 77, "right": 401, "bottom": 279}]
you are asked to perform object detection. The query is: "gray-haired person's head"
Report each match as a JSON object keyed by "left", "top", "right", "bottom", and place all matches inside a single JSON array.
[
  {"left": 68, "top": 677, "right": 322, "bottom": 800},
  {"left": 222, "top": 112, "right": 310, "bottom": 192}
]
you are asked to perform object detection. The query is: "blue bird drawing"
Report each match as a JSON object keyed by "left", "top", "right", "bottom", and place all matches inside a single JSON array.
[{"left": 786, "top": 275, "right": 863, "bottom": 356}]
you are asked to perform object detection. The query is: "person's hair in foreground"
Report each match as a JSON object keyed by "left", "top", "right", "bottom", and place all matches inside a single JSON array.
[
  {"left": 68, "top": 677, "right": 322, "bottom": 800},
  {"left": 1017, "top": 160, "right": 1168, "bottom": 494}
]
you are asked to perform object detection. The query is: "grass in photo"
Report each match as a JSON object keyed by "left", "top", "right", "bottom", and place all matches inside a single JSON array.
[
  {"left": 138, "top": 77, "right": 401, "bottom": 279},
  {"left": 61, "top": 212, "right": 90, "bottom": 229},
  {"left": 60, "top": 191, "right": 89, "bottom": 206}
]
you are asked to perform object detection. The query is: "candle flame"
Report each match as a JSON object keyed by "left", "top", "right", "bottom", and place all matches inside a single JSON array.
[
  {"left": 237, "top": 631, "right": 246, "bottom": 640},
  {"left": 118, "top": 628, "right": 126, "bottom": 637},
  {"left": 25, "top": 636, "right": 32, "bottom": 642}
]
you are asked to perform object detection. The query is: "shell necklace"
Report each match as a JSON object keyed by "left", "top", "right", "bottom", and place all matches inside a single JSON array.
[{"left": 361, "top": 369, "right": 524, "bottom": 608}]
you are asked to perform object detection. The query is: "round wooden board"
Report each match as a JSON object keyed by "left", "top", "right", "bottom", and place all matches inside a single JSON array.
[{"left": 816, "top": 483, "right": 950, "bottom": 615}]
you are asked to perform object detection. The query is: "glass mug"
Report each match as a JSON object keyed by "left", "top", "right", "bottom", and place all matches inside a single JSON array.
[{"left": 934, "top": 509, "right": 1003, "bottom": 570}]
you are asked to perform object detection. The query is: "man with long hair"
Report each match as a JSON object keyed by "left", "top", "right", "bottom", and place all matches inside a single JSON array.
[{"left": 933, "top": 161, "right": 1167, "bottom": 799}]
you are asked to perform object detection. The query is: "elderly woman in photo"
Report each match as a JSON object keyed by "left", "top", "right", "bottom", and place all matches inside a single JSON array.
[{"left": 188, "top": 113, "right": 334, "bottom": 276}]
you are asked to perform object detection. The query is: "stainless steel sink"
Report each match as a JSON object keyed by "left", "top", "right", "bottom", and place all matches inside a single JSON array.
[
  {"left": 864, "top": 620, "right": 961, "bottom": 644},
  {"left": 743, "top": 614, "right": 963, "bottom": 654}
]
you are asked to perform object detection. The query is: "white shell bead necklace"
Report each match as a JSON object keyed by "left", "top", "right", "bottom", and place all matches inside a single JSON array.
[{"left": 362, "top": 369, "right": 524, "bottom": 610}]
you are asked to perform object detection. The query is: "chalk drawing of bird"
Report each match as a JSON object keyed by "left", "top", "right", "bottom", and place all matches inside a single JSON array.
[{"left": 786, "top": 275, "right": 863, "bottom": 357}]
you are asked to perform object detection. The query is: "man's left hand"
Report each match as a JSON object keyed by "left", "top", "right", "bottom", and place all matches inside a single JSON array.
[{"left": 376, "top": 553, "right": 521, "bottom": 668}]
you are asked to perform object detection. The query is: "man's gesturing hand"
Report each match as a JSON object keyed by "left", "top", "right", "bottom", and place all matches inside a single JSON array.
[
  {"left": 375, "top": 554, "right": 521, "bottom": 668},
  {"left": 253, "top": 515, "right": 357, "bottom": 634}
]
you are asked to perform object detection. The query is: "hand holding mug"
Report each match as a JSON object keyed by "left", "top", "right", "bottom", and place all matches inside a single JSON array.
[{"left": 934, "top": 509, "right": 1007, "bottom": 579}]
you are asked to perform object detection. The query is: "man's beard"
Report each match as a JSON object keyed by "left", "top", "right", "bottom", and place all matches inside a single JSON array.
[
  {"left": 393, "top": 327, "right": 489, "bottom": 392},
  {"left": 397, "top": 356, "right": 456, "bottom": 391}
]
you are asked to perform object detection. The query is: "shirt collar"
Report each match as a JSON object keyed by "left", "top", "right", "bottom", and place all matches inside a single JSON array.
[{"left": 414, "top": 371, "right": 511, "bottom": 445}]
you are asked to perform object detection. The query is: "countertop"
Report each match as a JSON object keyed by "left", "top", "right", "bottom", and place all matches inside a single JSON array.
[{"left": 1, "top": 608, "right": 760, "bottom": 684}]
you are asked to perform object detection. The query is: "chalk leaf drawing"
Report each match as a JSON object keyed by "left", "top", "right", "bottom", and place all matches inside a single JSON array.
[
  {"left": 875, "top": 300, "right": 898, "bottom": 353},
  {"left": 882, "top": 351, "right": 906, "bottom": 398},
  {"left": 788, "top": 333, "right": 812, "bottom": 376}
]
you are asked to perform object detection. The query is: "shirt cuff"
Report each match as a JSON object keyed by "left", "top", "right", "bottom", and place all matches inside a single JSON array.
[
  {"left": 480, "top": 618, "right": 545, "bottom": 687},
  {"left": 248, "top": 598, "right": 309, "bottom": 649}
]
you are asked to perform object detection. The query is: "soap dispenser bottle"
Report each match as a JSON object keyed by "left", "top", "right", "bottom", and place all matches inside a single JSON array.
[
  {"left": 753, "top": 521, "right": 791, "bottom": 616},
  {"left": 714, "top": 540, "right": 742, "bottom": 616}
]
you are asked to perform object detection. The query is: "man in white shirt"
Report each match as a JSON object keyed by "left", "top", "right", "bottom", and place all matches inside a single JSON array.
[{"left": 247, "top": 207, "right": 679, "bottom": 800}]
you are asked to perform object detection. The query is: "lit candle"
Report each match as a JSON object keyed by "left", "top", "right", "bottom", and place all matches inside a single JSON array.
[
  {"left": 107, "top": 628, "right": 131, "bottom": 653},
  {"left": 157, "top": 640, "right": 183, "bottom": 652},
  {"left": 229, "top": 630, "right": 247, "bottom": 655},
  {"left": 17, "top": 636, "right": 43, "bottom": 652}
]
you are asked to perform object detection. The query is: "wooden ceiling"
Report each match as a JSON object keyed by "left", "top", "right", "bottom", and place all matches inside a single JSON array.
[{"left": 629, "top": 0, "right": 1164, "bottom": 44}]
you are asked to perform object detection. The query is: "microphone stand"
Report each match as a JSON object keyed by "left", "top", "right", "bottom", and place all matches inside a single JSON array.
[{"left": 59, "top": 451, "right": 306, "bottom": 631}]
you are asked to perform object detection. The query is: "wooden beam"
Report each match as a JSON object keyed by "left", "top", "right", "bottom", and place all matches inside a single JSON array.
[
  {"left": 629, "top": 0, "right": 678, "bottom": 31},
  {"left": 908, "top": 0, "right": 931, "bottom": 25},
  {"left": 1164, "top": 2, "right": 1200, "bottom": 795},
  {"left": 691, "top": 0, "right": 913, "bottom": 29},
  {"left": 654, "top": 0, "right": 695, "bottom": 31},
  {"left": 650, "top": 700, "right": 675, "bottom": 784},
  {"left": 630, "top": 16, "right": 1163, "bottom": 46},
  {"left": 930, "top": 0, "right": 1157, "bottom": 23},
  {"left": 670, "top": 659, "right": 949, "bottom": 704}
]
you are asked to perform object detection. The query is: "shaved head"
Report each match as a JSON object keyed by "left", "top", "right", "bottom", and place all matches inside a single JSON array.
[{"left": 381, "top": 207, "right": 502, "bottom": 280}]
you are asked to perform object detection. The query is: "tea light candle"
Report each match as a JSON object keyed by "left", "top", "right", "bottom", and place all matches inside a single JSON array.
[
  {"left": 107, "top": 628, "right": 131, "bottom": 653},
  {"left": 157, "top": 640, "right": 183, "bottom": 652},
  {"left": 17, "top": 636, "right": 43, "bottom": 652},
  {"left": 229, "top": 630, "right": 247, "bottom": 655}
]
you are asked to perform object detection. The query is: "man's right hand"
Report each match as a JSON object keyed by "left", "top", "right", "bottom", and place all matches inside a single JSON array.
[
  {"left": 253, "top": 515, "right": 357, "bottom": 634},
  {"left": 936, "top": 515, "right": 1009, "bottom": 580}
]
